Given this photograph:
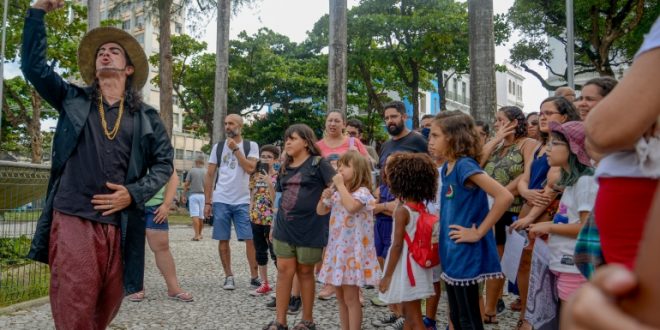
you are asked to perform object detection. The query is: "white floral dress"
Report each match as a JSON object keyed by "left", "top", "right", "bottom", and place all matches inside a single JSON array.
[{"left": 318, "top": 187, "right": 381, "bottom": 286}]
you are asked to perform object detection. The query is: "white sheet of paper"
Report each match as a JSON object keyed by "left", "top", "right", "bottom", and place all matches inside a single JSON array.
[{"left": 501, "top": 227, "right": 527, "bottom": 282}]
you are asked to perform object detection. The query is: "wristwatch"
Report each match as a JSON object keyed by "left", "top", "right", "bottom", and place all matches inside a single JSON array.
[{"left": 232, "top": 147, "right": 239, "bottom": 153}]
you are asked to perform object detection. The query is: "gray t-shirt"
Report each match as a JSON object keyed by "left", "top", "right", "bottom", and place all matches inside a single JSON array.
[{"left": 185, "top": 167, "right": 207, "bottom": 194}]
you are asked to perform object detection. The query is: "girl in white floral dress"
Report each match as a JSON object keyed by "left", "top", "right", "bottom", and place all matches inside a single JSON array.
[{"left": 317, "top": 151, "right": 380, "bottom": 330}]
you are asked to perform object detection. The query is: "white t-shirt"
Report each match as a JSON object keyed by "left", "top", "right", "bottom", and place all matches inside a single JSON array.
[
  {"left": 548, "top": 176, "right": 598, "bottom": 274},
  {"left": 597, "top": 18, "right": 660, "bottom": 179},
  {"left": 208, "top": 140, "right": 259, "bottom": 204}
]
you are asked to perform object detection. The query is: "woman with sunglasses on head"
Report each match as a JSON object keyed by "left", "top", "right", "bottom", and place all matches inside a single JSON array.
[{"left": 526, "top": 112, "right": 541, "bottom": 142}]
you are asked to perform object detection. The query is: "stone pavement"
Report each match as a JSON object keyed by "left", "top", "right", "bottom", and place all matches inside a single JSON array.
[{"left": 0, "top": 225, "right": 521, "bottom": 329}]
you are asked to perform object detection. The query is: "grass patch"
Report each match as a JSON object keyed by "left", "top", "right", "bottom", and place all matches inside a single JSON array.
[
  {"left": 2, "top": 211, "right": 41, "bottom": 222},
  {"left": 0, "top": 263, "right": 50, "bottom": 307},
  {"left": 168, "top": 213, "right": 192, "bottom": 226}
]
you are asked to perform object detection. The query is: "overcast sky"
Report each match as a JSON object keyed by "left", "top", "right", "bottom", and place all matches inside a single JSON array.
[{"left": 202, "top": 0, "right": 549, "bottom": 113}]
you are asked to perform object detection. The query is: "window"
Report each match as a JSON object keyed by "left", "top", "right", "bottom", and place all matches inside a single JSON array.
[
  {"left": 135, "top": 15, "right": 145, "bottom": 30},
  {"left": 518, "top": 85, "right": 522, "bottom": 98},
  {"left": 461, "top": 82, "right": 467, "bottom": 103},
  {"left": 135, "top": 33, "right": 144, "bottom": 45},
  {"left": 122, "top": 19, "right": 131, "bottom": 30},
  {"left": 508, "top": 81, "right": 512, "bottom": 94},
  {"left": 175, "top": 149, "right": 184, "bottom": 160},
  {"left": 175, "top": 23, "right": 182, "bottom": 35},
  {"left": 173, "top": 113, "right": 180, "bottom": 129},
  {"left": 185, "top": 150, "right": 193, "bottom": 160}
]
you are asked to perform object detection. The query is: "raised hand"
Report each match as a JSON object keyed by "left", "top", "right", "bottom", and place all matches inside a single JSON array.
[{"left": 33, "top": 0, "right": 65, "bottom": 12}]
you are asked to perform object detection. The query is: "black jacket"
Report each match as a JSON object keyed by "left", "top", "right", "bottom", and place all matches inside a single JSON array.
[{"left": 21, "top": 9, "right": 174, "bottom": 294}]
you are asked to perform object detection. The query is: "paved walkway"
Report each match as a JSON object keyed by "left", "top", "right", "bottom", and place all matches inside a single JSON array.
[{"left": 0, "top": 225, "right": 521, "bottom": 329}]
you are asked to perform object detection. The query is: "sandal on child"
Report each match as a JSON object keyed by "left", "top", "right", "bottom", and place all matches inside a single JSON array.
[
  {"left": 168, "top": 292, "right": 194, "bottom": 302},
  {"left": 292, "top": 320, "right": 317, "bottom": 330},
  {"left": 262, "top": 321, "right": 288, "bottom": 330},
  {"left": 127, "top": 291, "right": 145, "bottom": 302},
  {"left": 483, "top": 314, "right": 498, "bottom": 324}
]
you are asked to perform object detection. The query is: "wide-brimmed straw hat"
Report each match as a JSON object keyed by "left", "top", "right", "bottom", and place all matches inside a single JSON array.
[
  {"left": 78, "top": 27, "right": 148, "bottom": 89},
  {"left": 549, "top": 121, "right": 591, "bottom": 166}
]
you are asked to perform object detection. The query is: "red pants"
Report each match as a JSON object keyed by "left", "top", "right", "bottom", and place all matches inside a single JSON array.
[
  {"left": 49, "top": 211, "right": 124, "bottom": 330},
  {"left": 595, "top": 177, "right": 657, "bottom": 270}
]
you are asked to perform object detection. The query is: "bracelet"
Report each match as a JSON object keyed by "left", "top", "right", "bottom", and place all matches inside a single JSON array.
[
  {"left": 205, "top": 202, "right": 212, "bottom": 205},
  {"left": 232, "top": 148, "right": 239, "bottom": 153}
]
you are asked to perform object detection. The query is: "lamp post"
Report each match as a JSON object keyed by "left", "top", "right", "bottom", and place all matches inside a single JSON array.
[{"left": 566, "top": 0, "right": 575, "bottom": 89}]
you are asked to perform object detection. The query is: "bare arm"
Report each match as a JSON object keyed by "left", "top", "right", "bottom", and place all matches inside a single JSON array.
[
  {"left": 449, "top": 173, "right": 514, "bottom": 243},
  {"left": 379, "top": 203, "right": 407, "bottom": 293},
  {"left": 203, "top": 163, "right": 217, "bottom": 218},
  {"left": 153, "top": 171, "right": 179, "bottom": 223},
  {"left": 585, "top": 48, "right": 660, "bottom": 154}
]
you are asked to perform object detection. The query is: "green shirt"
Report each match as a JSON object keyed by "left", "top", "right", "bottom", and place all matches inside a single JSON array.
[{"left": 146, "top": 185, "right": 166, "bottom": 207}]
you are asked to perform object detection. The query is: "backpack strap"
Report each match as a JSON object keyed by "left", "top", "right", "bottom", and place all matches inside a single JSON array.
[
  {"left": 213, "top": 140, "right": 226, "bottom": 189},
  {"left": 404, "top": 232, "right": 416, "bottom": 287},
  {"left": 311, "top": 155, "right": 322, "bottom": 167}
]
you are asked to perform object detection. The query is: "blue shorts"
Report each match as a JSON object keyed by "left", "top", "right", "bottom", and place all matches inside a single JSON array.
[
  {"left": 212, "top": 202, "right": 253, "bottom": 241},
  {"left": 145, "top": 205, "right": 169, "bottom": 231},
  {"left": 188, "top": 193, "right": 205, "bottom": 218},
  {"left": 374, "top": 218, "right": 392, "bottom": 258}
]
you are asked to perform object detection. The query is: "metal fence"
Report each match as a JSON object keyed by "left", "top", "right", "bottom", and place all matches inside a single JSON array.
[{"left": 0, "top": 161, "right": 50, "bottom": 307}]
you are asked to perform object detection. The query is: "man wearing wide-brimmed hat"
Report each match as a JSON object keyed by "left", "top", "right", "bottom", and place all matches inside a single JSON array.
[{"left": 21, "top": 0, "right": 173, "bottom": 328}]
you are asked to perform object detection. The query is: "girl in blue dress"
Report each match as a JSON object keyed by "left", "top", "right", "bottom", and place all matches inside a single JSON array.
[{"left": 428, "top": 111, "right": 514, "bottom": 330}]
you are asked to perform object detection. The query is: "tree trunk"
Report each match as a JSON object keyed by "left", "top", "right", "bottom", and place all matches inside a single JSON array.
[
  {"left": 158, "top": 0, "right": 174, "bottom": 138},
  {"left": 29, "top": 90, "right": 43, "bottom": 164},
  {"left": 327, "top": 0, "right": 347, "bottom": 115},
  {"left": 410, "top": 59, "right": 420, "bottom": 129},
  {"left": 436, "top": 66, "right": 447, "bottom": 111},
  {"left": 213, "top": 0, "right": 231, "bottom": 145},
  {"left": 468, "top": 0, "right": 496, "bottom": 125},
  {"left": 87, "top": 0, "right": 101, "bottom": 30}
]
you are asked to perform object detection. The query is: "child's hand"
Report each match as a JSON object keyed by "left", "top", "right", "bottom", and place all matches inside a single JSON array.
[
  {"left": 523, "top": 189, "right": 551, "bottom": 207},
  {"left": 332, "top": 174, "right": 345, "bottom": 188},
  {"left": 379, "top": 275, "right": 392, "bottom": 294},
  {"left": 448, "top": 224, "right": 481, "bottom": 243},
  {"left": 528, "top": 222, "right": 552, "bottom": 237},
  {"left": 321, "top": 188, "right": 333, "bottom": 200},
  {"left": 510, "top": 217, "right": 533, "bottom": 232}
]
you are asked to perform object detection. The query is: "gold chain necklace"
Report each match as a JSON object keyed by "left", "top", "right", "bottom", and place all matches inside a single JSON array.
[{"left": 98, "top": 95, "right": 124, "bottom": 140}]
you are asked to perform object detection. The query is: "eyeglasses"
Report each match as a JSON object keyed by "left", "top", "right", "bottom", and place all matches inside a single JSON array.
[
  {"left": 540, "top": 110, "right": 561, "bottom": 117},
  {"left": 347, "top": 131, "right": 359, "bottom": 137},
  {"left": 547, "top": 139, "right": 568, "bottom": 150}
]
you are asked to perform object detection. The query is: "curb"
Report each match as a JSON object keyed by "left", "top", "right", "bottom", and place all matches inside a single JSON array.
[{"left": 0, "top": 297, "right": 49, "bottom": 316}]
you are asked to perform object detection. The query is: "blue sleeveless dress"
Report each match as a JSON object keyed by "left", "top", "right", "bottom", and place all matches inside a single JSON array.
[{"left": 439, "top": 157, "right": 502, "bottom": 285}]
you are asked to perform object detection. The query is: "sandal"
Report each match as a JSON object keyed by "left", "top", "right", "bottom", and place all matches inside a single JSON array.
[
  {"left": 128, "top": 291, "right": 145, "bottom": 302},
  {"left": 483, "top": 314, "right": 498, "bottom": 324},
  {"left": 168, "top": 292, "right": 194, "bottom": 302},
  {"left": 292, "top": 320, "right": 317, "bottom": 330},
  {"left": 262, "top": 321, "right": 288, "bottom": 330}
]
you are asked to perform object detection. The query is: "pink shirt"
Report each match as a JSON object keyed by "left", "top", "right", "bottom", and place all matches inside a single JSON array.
[{"left": 316, "top": 136, "right": 369, "bottom": 159}]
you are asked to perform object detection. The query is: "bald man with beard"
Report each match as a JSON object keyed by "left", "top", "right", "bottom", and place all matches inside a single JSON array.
[{"left": 204, "top": 114, "right": 260, "bottom": 290}]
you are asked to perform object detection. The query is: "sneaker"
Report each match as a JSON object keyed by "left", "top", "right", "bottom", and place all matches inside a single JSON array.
[
  {"left": 364, "top": 284, "right": 375, "bottom": 289},
  {"left": 250, "top": 277, "right": 262, "bottom": 288},
  {"left": 250, "top": 283, "right": 273, "bottom": 296},
  {"left": 223, "top": 276, "right": 235, "bottom": 290},
  {"left": 266, "top": 297, "right": 277, "bottom": 311},
  {"left": 497, "top": 298, "right": 505, "bottom": 314},
  {"left": 372, "top": 312, "right": 398, "bottom": 327},
  {"left": 370, "top": 296, "right": 388, "bottom": 307},
  {"left": 387, "top": 317, "right": 405, "bottom": 330},
  {"left": 287, "top": 296, "right": 302, "bottom": 315},
  {"left": 423, "top": 316, "right": 437, "bottom": 330},
  {"left": 317, "top": 284, "right": 335, "bottom": 300}
]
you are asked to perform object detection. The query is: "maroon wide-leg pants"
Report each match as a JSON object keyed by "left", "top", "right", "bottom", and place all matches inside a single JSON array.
[{"left": 49, "top": 211, "right": 124, "bottom": 330}]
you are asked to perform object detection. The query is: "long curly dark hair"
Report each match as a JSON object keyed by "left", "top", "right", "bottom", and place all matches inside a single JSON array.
[
  {"left": 280, "top": 124, "right": 322, "bottom": 174},
  {"left": 385, "top": 152, "right": 438, "bottom": 203},
  {"left": 499, "top": 106, "right": 527, "bottom": 139}
]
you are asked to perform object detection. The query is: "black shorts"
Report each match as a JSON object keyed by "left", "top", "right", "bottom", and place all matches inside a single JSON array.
[{"left": 494, "top": 211, "right": 519, "bottom": 246}]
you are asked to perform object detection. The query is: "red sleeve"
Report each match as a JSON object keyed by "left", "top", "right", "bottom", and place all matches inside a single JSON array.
[{"left": 354, "top": 138, "right": 369, "bottom": 156}]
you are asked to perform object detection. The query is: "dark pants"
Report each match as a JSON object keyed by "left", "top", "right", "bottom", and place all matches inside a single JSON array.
[
  {"left": 251, "top": 222, "right": 276, "bottom": 266},
  {"left": 446, "top": 282, "right": 484, "bottom": 330},
  {"left": 49, "top": 211, "right": 124, "bottom": 330}
]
